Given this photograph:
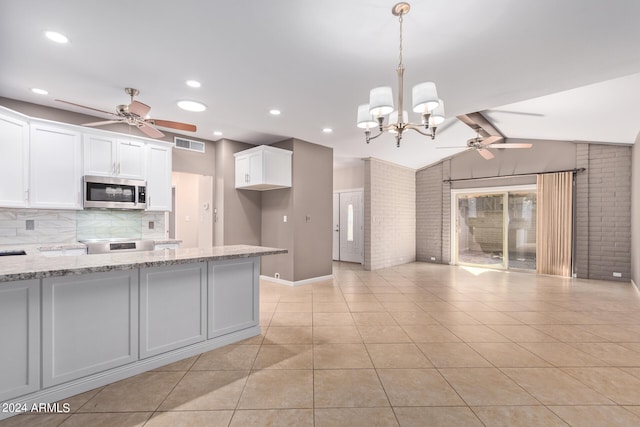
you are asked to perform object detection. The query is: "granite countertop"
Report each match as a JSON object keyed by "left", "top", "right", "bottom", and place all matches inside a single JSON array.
[{"left": 0, "top": 245, "right": 287, "bottom": 283}]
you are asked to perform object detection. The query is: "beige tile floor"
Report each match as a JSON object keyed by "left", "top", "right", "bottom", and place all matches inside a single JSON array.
[{"left": 3, "top": 261, "right": 640, "bottom": 426}]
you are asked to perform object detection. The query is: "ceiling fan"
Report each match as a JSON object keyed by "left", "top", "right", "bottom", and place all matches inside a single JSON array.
[
  {"left": 55, "top": 88, "right": 197, "bottom": 138},
  {"left": 446, "top": 112, "right": 532, "bottom": 160},
  {"left": 460, "top": 131, "right": 532, "bottom": 160}
]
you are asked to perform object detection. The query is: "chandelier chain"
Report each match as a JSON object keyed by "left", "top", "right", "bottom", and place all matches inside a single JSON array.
[{"left": 398, "top": 13, "right": 404, "bottom": 68}]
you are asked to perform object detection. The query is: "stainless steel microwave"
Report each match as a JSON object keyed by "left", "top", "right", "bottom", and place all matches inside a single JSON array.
[{"left": 83, "top": 176, "right": 147, "bottom": 210}]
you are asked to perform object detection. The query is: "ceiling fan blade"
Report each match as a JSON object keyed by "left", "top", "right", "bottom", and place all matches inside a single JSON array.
[
  {"left": 477, "top": 148, "right": 495, "bottom": 160},
  {"left": 137, "top": 123, "right": 165, "bottom": 138},
  {"left": 480, "top": 135, "right": 503, "bottom": 146},
  {"left": 495, "top": 143, "right": 533, "bottom": 148},
  {"left": 149, "top": 119, "right": 197, "bottom": 132},
  {"left": 55, "top": 99, "right": 118, "bottom": 116},
  {"left": 129, "top": 100, "right": 151, "bottom": 117},
  {"left": 83, "top": 120, "right": 123, "bottom": 127},
  {"left": 487, "top": 109, "right": 545, "bottom": 117}
]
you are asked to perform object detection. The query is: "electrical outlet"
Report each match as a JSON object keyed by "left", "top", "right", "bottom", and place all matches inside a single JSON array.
[
  {"left": 275, "top": 272, "right": 280, "bottom": 279},
  {"left": 430, "top": 257, "right": 436, "bottom": 261},
  {"left": 613, "top": 272, "right": 622, "bottom": 278},
  {"left": 26, "top": 219, "right": 34, "bottom": 230},
  {"left": 148, "top": 221, "right": 154, "bottom": 229},
  {"left": 283, "top": 215, "right": 287, "bottom": 223}
]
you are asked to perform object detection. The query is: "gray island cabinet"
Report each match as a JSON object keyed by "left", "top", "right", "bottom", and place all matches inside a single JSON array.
[{"left": 0, "top": 245, "right": 285, "bottom": 420}]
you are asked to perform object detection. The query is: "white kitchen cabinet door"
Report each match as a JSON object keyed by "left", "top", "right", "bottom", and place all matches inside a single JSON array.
[
  {"left": 0, "top": 112, "right": 29, "bottom": 207},
  {"left": 0, "top": 280, "right": 40, "bottom": 402},
  {"left": 208, "top": 257, "right": 259, "bottom": 339},
  {"left": 234, "top": 151, "right": 262, "bottom": 188},
  {"left": 42, "top": 270, "right": 139, "bottom": 387},
  {"left": 30, "top": 123, "right": 82, "bottom": 209},
  {"left": 234, "top": 145, "right": 291, "bottom": 190},
  {"left": 116, "top": 138, "right": 146, "bottom": 179},
  {"left": 83, "top": 134, "right": 146, "bottom": 179},
  {"left": 139, "top": 262, "right": 207, "bottom": 358},
  {"left": 83, "top": 133, "right": 117, "bottom": 176},
  {"left": 146, "top": 143, "right": 172, "bottom": 211}
]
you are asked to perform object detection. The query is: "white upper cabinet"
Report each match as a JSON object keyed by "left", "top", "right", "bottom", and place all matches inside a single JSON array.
[
  {"left": 146, "top": 143, "right": 172, "bottom": 211},
  {"left": 29, "top": 122, "right": 82, "bottom": 209},
  {"left": 83, "top": 133, "right": 146, "bottom": 179},
  {"left": 234, "top": 145, "right": 292, "bottom": 190},
  {"left": 0, "top": 110, "right": 29, "bottom": 207}
]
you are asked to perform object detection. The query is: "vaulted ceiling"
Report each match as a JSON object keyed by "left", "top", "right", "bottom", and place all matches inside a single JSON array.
[{"left": 1, "top": 0, "right": 639, "bottom": 169}]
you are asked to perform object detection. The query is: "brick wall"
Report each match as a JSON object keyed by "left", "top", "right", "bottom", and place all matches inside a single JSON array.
[
  {"left": 416, "top": 162, "right": 443, "bottom": 262},
  {"left": 574, "top": 144, "right": 590, "bottom": 277},
  {"left": 364, "top": 159, "right": 416, "bottom": 270},
  {"left": 416, "top": 142, "right": 632, "bottom": 282},
  {"left": 578, "top": 144, "right": 632, "bottom": 281}
]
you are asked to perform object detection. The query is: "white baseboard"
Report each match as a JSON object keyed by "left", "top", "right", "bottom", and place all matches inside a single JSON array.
[
  {"left": 632, "top": 279, "right": 638, "bottom": 292},
  {"left": 260, "top": 274, "right": 333, "bottom": 287}
]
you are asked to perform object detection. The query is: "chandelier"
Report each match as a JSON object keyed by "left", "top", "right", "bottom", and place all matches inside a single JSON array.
[{"left": 357, "top": 2, "right": 445, "bottom": 147}]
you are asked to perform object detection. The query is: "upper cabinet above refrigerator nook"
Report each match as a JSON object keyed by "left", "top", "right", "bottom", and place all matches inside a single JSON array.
[{"left": 234, "top": 145, "right": 292, "bottom": 191}]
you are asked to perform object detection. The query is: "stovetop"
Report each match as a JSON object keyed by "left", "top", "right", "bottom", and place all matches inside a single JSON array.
[{"left": 79, "top": 238, "right": 155, "bottom": 254}]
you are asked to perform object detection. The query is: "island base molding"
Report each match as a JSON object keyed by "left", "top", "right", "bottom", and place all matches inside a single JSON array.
[
  {"left": 260, "top": 274, "right": 333, "bottom": 287},
  {"left": 0, "top": 325, "right": 260, "bottom": 421}
]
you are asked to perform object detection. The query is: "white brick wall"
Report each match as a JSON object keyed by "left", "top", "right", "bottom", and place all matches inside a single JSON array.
[{"left": 364, "top": 159, "right": 416, "bottom": 270}]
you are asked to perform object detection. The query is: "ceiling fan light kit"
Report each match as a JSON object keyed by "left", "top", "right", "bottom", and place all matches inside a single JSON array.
[
  {"left": 357, "top": 2, "right": 445, "bottom": 147},
  {"left": 55, "top": 87, "right": 197, "bottom": 139}
]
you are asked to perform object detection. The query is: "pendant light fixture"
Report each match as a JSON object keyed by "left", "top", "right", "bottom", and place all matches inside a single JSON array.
[{"left": 357, "top": 2, "right": 445, "bottom": 147}]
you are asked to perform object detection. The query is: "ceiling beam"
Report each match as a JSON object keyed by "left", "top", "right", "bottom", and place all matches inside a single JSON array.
[{"left": 456, "top": 112, "right": 504, "bottom": 139}]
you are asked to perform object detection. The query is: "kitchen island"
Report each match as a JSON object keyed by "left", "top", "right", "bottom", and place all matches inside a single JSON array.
[{"left": 0, "top": 245, "right": 286, "bottom": 419}]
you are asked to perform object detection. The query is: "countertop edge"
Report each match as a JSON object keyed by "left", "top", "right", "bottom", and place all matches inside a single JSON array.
[{"left": 0, "top": 246, "right": 287, "bottom": 283}]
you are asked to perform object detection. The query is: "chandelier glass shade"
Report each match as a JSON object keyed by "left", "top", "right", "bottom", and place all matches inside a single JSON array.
[{"left": 357, "top": 2, "right": 445, "bottom": 147}]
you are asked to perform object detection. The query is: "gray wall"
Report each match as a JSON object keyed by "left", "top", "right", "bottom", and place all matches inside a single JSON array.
[
  {"left": 575, "top": 143, "right": 632, "bottom": 281},
  {"left": 261, "top": 140, "right": 295, "bottom": 280},
  {"left": 416, "top": 139, "right": 633, "bottom": 282},
  {"left": 364, "top": 158, "right": 416, "bottom": 270},
  {"left": 631, "top": 136, "right": 640, "bottom": 287},
  {"left": 262, "top": 139, "right": 333, "bottom": 282},
  {"left": 334, "top": 163, "right": 365, "bottom": 191},
  {"left": 214, "top": 139, "right": 262, "bottom": 246}
]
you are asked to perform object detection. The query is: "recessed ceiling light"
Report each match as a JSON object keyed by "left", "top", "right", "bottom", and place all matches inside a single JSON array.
[
  {"left": 186, "top": 80, "right": 201, "bottom": 88},
  {"left": 177, "top": 100, "right": 207, "bottom": 112},
  {"left": 31, "top": 88, "right": 48, "bottom": 95},
  {"left": 322, "top": 128, "right": 333, "bottom": 133},
  {"left": 269, "top": 109, "right": 281, "bottom": 116},
  {"left": 44, "top": 31, "right": 69, "bottom": 44},
  {"left": 213, "top": 131, "right": 223, "bottom": 136}
]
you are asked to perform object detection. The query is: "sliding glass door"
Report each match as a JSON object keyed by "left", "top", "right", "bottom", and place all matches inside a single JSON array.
[{"left": 453, "top": 186, "right": 536, "bottom": 270}]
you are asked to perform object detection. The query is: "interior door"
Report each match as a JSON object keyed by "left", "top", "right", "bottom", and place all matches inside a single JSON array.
[
  {"left": 332, "top": 193, "right": 340, "bottom": 260},
  {"left": 339, "top": 191, "right": 364, "bottom": 263}
]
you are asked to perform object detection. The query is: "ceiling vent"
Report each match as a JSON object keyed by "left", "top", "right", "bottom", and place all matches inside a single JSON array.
[{"left": 174, "top": 136, "right": 205, "bottom": 153}]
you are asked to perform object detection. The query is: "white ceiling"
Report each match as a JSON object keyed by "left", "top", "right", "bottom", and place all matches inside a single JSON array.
[{"left": 1, "top": 0, "right": 639, "bottom": 169}]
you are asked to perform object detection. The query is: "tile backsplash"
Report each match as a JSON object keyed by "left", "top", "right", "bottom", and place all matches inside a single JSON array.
[{"left": 0, "top": 208, "right": 165, "bottom": 245}]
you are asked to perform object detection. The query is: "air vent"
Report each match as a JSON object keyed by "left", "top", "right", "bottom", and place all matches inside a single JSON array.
[{"left": 174, "top": 137, "right": 205, "bottom": 153}]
